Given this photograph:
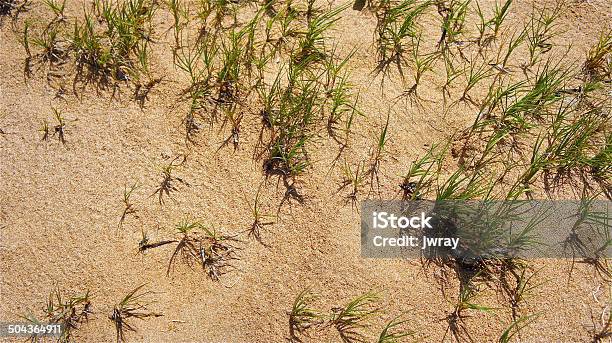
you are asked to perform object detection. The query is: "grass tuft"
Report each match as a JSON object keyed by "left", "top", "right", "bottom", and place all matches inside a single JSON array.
[
  {"left": 288, "top": 288, "right": 322, "bottom": 342},
  {"left": 23, "top": 287, "right": 91, "bottom": 343},
  {"left": 110, "top": 284, "right": 162, "bottom": 343},
  {"left": 166, "top": 219, "right": 240, "bottom": 280},
  {"left": 330, "top": 292, "right": 380, "bottom": 343}
]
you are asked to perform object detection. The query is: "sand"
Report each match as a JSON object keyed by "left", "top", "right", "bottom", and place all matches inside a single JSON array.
[{"left": 0, "top": 0, "right": 610, "bottom": 342}]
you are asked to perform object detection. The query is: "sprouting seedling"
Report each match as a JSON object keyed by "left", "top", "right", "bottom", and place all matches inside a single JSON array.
[
  {"left": 43, "top": 0, "right": 66, "bottom": 22},
  {"left": 294, "top": 3, "right": 348, "bottom": 64},
  {"left": 498, "top": 313, "right": 539, "bottom": 343},
  {"left": 339, "top": 160, "right": 366, "bottom": 210},
  {"left": 22, "top": 286, "right": 92, "bottom": 343},
  {"left": 563, "top": 195, "right": 612, "bottom": 281},
  {"left": 109, "top": 284, "right": 162, "bottom": 343},
  {"left": 476, "top": 0, "right": 513, "bottom": 46},
  {"left": 167, "top": 0, "right": 188, "bottom": 49},
  {"left": 459, "top": 59, "right": 494, "bottom": 106},
  {"left": 376, "top": 314, "right": 414, "bottom": 343},
  {"left": 374, "top": 0, "right": 431, "bottom": 77},
  {"left": 499, "top": 264, "right": 542, "bottom": 320},
  {"left": 401, "top": 33, "right": 438, "bottom": 100},
  {"left": 166, "top": 219, "right": 202, "bottom": 274},
  {"left": 368, "top": 112, "right": 390, "bottom": 192},
  {"left": 30, "top": 26, "right": 63, "bottom": 63},
  {"left": 330, "top": 291, "right": 380, "bottom": 343},
  {"left": 444, "top": 286, "right": 494, "bottom": 342},
  {"left": 436, "top": 0, "right": 470, "bottom": 49},
  {"left": 524, "top": 2, "right": 563, "bottom": 68},
  {"left": 49, "top": 108, "right": 67, "bottom": 144},
  {"left": 40, "top": 119, "right": 50, "bottom": 141},
  {"left": 400, "top": 143, "right": 446, "bottom": 200},
  {"left": 217, "top": 109, "right": 243, "bottom": 152},
  {"left": 288, "top": 288, "right": 322, "bottom": 343},
  {"left": 151, "top": 156, "right": 188, "bottom": 205},
  {"left": 167, "top": 219, "right": 240, "bottom": 281},
  {"left": 247, "top": 183, "right": 275, "bottom": 244},
  {"left": 118, "top": 183, "right": 139, "bottom": 229}
]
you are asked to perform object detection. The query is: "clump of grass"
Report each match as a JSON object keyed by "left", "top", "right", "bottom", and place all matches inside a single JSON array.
[
  {"left": 151, "top": 156, "right": 188, "bottom": 205},
  {"left": 174, "top": 34, "right": 218, "bottom": 142},
  {"left": 524, "top": 3, "right": 563, "bottom": 69},
  {"left": 401, "top": 33, "right": 438, "bottom": 100},
  {"left": 247, "top": 184, "right": 275, "bottom": 244},
  {"left": 583, "top": 30, "right": 612, "bottom": 81},
  {"left": 293, "top": 3, "right": 348, "bottom": 64},
  {"left": 118, "top": 182, "right": 139, "bottom": 229},
  {"left": 475, "top": 0, "right": 513, "bottom": 47},
  {"left": 324, "top": 47, "right": 359, "bottom": 143},
  {"left": 23, "top": 287, "right": 92, "bottom": 343},
  {"left": 339, "top": 160, "right": 367, "bottom": 209},
  {"left": 498, "top": 263, "right": 541, "bottom": 320},
  {"left": 400, "top": 143, "right": 447, "bottom": 200},
  {"left": 498, "top": 313, "right": 539, "bottom": 343},
  {"left": 330, "top": 292, "right": 380, "bottom": 343},
  {"left": 286, "top": 290, "right": 411, "bottom": 343},
  {"left": 109, "top": 284, "right": 162, "bottom": 343},
  {"left": 43, "top": 0, "right": 66, "bottom": 22},
  {"left": 255, "top": 12, "right": 359, "bottom": 187},
  {"left": 174, "top": 11, "right": 265, "bottom": 145},
  {"left": 167, "top": 219, "right": 240, "bottom": 281},
  {"left": 444, "top": 286, "right": 494, "bottom": 342},
  {"left": 260, "top": 60, "right": 321, "bottom": 178},
  {"left": 30, "top": 23, "right": 69, "bottom": 67},
  {"left": 71, "top": 0, "right": 158, "bottom": 84},
  {"left": 288, "top": 288, "right": 322, "bottom": 342},
  {"left": 367, "top": 112, "right": 391, "bottom": 192},
  {"left": 39, "top": 107, "right": 68, "bottom": 145},
  {"left": 436, "top": 0, "right": 470, "bottom": 49},
  {"left": 374, "top": 0, "right": 431, "bottom": 77},
  {"left": 376, "top": 314, "right": 414, "bottom": 343}
]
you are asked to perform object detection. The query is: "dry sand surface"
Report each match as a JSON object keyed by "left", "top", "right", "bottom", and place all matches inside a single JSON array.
[{"left": 0, "top": 0, "right": 611, "bottom": 342}]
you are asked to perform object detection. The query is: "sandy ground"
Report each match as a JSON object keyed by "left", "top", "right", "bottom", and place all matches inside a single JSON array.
[{"left": 0, "top": 0, "right": 611, "bottom": 342}]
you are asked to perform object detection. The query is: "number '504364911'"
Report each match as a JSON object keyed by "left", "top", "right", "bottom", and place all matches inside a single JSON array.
[{"left": 1, "top": 323, "right": 63, "bottom": 337}]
